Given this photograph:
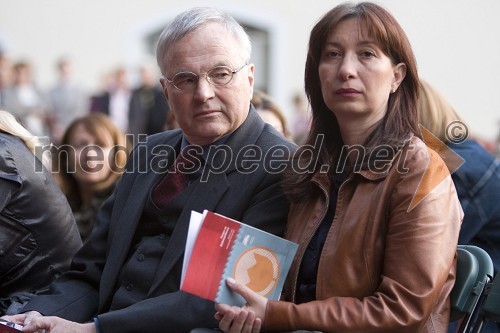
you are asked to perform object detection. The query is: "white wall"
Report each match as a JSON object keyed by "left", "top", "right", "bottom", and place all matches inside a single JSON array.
[{"left": 1, "top": 0, "right": 499, "bottom": 140}]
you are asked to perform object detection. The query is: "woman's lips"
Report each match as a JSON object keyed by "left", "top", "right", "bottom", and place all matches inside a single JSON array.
[{"left": 336, "top": 88, "right": 361, "bottom": 97}]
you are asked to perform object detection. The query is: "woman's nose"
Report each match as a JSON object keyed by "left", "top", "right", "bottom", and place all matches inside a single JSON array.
[{"left": 338, "top": 54, "right": 357, "bottom": 80}]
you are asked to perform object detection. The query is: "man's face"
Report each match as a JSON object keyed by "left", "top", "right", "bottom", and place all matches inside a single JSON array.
[{"left": 160, "top": 22, "right": 254, "bottom": 146}]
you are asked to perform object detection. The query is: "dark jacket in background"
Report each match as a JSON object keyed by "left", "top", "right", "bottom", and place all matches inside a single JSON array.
[
  {"left": 447, "top": 138, "right": 500, "bottom": 333},
  {"left": 0, "top": 133, "right": 82, "bottom": 310}
]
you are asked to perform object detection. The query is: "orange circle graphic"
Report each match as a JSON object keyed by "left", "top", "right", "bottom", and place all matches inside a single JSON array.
[{"left": 233, "top": 246, "right": 280, "bottom": 297}]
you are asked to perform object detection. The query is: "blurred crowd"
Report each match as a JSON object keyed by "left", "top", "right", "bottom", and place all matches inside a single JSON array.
[{"left": 0, "top": 51, "right": 314, "bottom": 148}]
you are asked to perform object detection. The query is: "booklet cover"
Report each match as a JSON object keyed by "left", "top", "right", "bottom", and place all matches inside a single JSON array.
[
  {"left": 181, "top": 210, "right": 298, "bottom": 306},
  {"left": 0, "top": 320, "right": 23, "bottom": 333}
]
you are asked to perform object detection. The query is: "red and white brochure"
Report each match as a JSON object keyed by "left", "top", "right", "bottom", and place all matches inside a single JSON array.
[{"left": 0, "top": 320, "right": 22, "bottom": 333}]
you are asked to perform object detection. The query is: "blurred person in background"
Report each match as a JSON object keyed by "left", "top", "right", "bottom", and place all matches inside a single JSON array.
[
  {"left": 251, "top": 90, "right": 291, "bottom": 139},
  {"left": 47, "top": 56, "right": 88, "bottom": 144},
  {"left": 0, "top": 52, "right": 13, "bottom": 106},
  {"left": 56, "top": 113, "right": 130, "bottom": 243},
  {"left": 128, "top": 63, "right": 169, "bottom": 145},
  {"left": 0, "top": 109, "right": 81, "bottom": 315},
  {"left": 1, "top": 61, "right": 49, "bottom": 136},
  {"left": 90, "top": 66, "right": 131, "bottom": 134},
  {"left": 417, "top": 80, "right": 500, "bottom": 333}
]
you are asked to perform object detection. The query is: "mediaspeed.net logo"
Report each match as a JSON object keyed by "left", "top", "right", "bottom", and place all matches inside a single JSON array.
[
  {"left": 31, "top": 122, "right": 468, "bottom": 212},
  {"left": 408, "top": 121, "right": 467, "bottom": 212}
]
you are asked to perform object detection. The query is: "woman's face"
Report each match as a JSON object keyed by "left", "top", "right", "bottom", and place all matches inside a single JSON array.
[
  {"left": 67, "top": 123, "right": 115, "bottom": 186},
  {"left": 318, "top": 18, "right": 405, "bottom": 126}
]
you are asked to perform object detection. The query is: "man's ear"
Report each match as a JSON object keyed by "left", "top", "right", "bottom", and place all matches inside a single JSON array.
[
  {"left": 160, "top": 78, "right": 169, "bottom": 101},
  {"left": 247, "top": 63, "right": 255, "bottom": 100}
]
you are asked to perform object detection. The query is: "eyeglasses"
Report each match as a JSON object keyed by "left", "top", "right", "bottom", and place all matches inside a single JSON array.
[{"left": 165, "top": 64, "right": 248, "bottom": 91}]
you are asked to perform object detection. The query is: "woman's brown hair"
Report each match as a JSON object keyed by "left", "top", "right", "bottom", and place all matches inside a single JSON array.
[
  {"left": 285, "top": 2, "right": 420, "bottom": 201},
  {"left": 57, "top": 113, "right": 131, "bottom": 205}
]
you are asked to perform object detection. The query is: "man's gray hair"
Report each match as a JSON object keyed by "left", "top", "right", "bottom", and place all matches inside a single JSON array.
[{"left": 155, "top": 7, "right": 252, "bottom": 75}]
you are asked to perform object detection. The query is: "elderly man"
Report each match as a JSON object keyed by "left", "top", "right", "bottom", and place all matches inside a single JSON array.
[{"left": 3, "top": 7, "right": 295, "bottom": 333}]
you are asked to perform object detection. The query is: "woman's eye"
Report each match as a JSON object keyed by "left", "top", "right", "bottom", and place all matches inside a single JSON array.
[
  {"left": 361, "top": 51, "right": 375, "bottom": 58},
  {"left": 325, "top": 51, "right": 341, "bottom": 58}
]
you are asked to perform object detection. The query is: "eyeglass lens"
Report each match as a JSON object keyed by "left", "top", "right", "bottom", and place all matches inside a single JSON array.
[{"left": 171, "top": 66, "right": 235, "bottom": 90}]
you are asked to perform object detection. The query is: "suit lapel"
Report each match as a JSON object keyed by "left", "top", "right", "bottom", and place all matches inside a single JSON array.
[
  {"left": 99, "top": 134, "right": 181, "bottom": 305},
  {"left": 148, "top": 172, "right": 230, "bottom": 296}
]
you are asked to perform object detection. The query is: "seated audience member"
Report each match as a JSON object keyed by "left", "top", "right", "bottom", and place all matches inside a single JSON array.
[
  {"left": 215, "top": 3, "right": 462, "bottom": 332},
  {"left": 2, "top": 7, "right": 295, "bottom": 333},
  {"left": 0, "top": 110, "right": 81, "bottom": 315},
  {"left": 251, "top": 90, "right": 291, "bottom": 139},
  {"left": 417, "top": 79, "right": 500, "bottom": 332},
  {"left": 57, "top": 113, "right": 131, "bottom": 243}
]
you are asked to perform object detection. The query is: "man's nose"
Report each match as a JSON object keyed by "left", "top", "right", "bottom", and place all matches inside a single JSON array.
[{"left": 193, "top": 76, "right": 216, "bottom": 101}]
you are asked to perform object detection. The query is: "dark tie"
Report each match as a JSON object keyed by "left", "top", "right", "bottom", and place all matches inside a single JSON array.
[{"left": 152, "top": 147, "right": 201, "bottom": 209}]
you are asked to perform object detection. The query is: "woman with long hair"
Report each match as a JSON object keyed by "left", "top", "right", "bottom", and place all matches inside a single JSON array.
[{"left": 56, "top": 113, "right": 131, "bottom": 242}]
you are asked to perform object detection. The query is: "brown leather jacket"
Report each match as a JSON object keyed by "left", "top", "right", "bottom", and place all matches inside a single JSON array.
[{"left": 265, "top": 136, "right": 463, "bottom": 332}]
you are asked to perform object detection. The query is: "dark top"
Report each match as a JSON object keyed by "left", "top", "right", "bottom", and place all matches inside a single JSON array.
[
  {"left": 447, "top": 140, "right": 500, "bottom": 333},
  {"left": 448, "top": 139, "right": 500, "bottom": 272},
  {"left": 296, "top": 171, "right": 346, "bottom": 303},
  {"left": 70, "top": 186, "right": 115, "bottom": 243},
  {"left": 0, "top": 133, "right": 82, "bottom": 300}
]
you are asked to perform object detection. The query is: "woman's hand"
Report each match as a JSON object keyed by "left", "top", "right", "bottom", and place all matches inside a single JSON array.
[{"left": 215, "top": 277, "right": 268, "bottom": 333}]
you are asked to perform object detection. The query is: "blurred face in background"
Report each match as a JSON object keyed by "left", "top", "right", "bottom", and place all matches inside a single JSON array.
[
  {"left": 67, "top": 123, "right": 115, "bottom": 187},
  {"left": 257, "top": 109, "right": 285, "bottom": 137}
]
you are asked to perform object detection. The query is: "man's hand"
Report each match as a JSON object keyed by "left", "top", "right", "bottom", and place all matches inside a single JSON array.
[
  {"left": 1, "top": 312, "right": 97, "bottom": 333},
  {"left": 22, "top": 316, "right": 97, "bottom": 333},
  {"left": 1, "top": 311, "right": 42, "bottom": 327}
]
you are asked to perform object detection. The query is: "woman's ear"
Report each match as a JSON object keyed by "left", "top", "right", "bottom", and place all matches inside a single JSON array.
[{"left": 392, "top": 63, "right": 407, "bottom": 92}]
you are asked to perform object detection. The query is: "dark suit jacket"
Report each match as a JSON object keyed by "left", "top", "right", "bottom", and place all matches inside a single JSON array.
[{"left": 23, "top": 107, "right": 296, "bottom": 333}]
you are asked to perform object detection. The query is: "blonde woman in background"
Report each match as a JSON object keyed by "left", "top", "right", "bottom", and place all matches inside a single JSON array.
[
  {"left": 417, "top": 80, "right": 500, "bottom": 333},
  {"left": 0, "top": 110, "right": 81, "bottom": 315}
]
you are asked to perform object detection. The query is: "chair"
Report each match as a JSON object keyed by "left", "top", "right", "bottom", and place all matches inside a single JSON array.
[
  {"left": 468, "top": 272, "right": 500, "bottom": 332},
  {"left": 450, "top": 245, "right": 494, "bottom": 333},
  {"left": 482, "top": 273, "right": 500, "bottom": 322}
]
